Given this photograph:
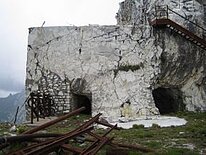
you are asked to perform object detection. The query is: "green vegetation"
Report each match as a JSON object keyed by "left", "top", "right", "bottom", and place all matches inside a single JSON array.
[
  {"left": 0, "top": 123, "right": 10, "bottom": 135},
  {"left": 0, "top": 112, "right": 206, "bottom": 154},
  {"left": 47, "top": 112, "right": 206, "bottom": 154},
  {"left": 113, "top": 63, "right": 144, "bottom": 77},
  {"left": 118, "top": 64, "right": 142, "bottom": 72},
  {"left": 109, "top": 112, "right": 206, "bottom": 155},
  {"left": 17, "top": 124, "right": 28, "bottom": 134}
]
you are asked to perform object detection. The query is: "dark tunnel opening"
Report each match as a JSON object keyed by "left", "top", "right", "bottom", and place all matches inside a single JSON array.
[
  {"left": 152, "top": 87, "right": 185, "bottom": 114},
  {"left": 72, "top": 94, "right": 92, "bottom": 115}
]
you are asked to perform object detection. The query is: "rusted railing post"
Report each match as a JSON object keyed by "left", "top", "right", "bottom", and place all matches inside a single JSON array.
[
  {"left": 24, "top": 107, "right": 86, "bottom": 134},
  {"left": 36, "top": 93, "right": 40, "bottom": 122},
  {"left": 166, "top": 5, "right": 169, "bottom": 19},
  {"left": 30, "top": 93, "right": 34, "bottom": 124},
  {"left": 47, "top": 94, "right": 51, "bottom": 116}
]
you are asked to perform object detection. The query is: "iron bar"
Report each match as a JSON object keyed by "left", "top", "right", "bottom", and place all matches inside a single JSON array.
[
  {"left": 87, "top": 131, "right": 102, "bottom": 140},
  {"left": 31, "top": 94, "right": 34, "bottom": 124},
  {"left": 8, "top": 138, "right": 56, "bottom": 155},
  {"left": 61, "top": 144, "right": 83, "bottom": 154},
  {"left": 110, "top": 142, "right": 155, "bottom": 153},
  {"left": 23, "top": 107, "right": 85, "bottom": 134},
  {"left": 0, "top": 143, "right": 8, "bottom": 151},
  {"left": 150, "top": 18, "right": 206, "bottom": 49},
  {"left": 22, "top": 113, "right": 101, "bottom": 154},
  {"left": 96, "top": 120, "right": 120, "bottom": 130},
  {"left": 10, "top": 113, "right": 100, "bottom": 154},
  {"left": 81, "top": 124, "right": 117, "bottom": 154},
  {"left": 13, "top": 106, "right": 19, "bottom": 124},
  {"left": 167, "top": 7, "right": 206, "bottom": 32},
  {"left": 83, "top": 136, "right": 155, "bottom": 153},
  {"left": 154, "top": 5, "right": 206, "bottom": 35},
  {"left": 71, "top": 113, "right": 101, "bottom": 133},
  {"left": 26, "top": 126, "right": 94, "bottom": 155},
  {"left": 86, "top": 137, "right": 112, "bottom": 155},
  {"left": 0, "top": 133, "right": 63, "bottom": 144}
]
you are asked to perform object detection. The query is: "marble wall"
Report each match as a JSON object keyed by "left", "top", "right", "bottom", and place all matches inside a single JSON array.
[{"left": 26, "top": 0, "right": 206, "bottom": 120}]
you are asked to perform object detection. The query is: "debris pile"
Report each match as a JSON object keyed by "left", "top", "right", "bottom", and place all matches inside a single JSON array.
[{"left": 0, "top": 107, "right": 155, "bottom": 155}]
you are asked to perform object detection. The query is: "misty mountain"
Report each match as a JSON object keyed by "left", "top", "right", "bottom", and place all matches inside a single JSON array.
[{"left": 0, "top": 90, "right": 26, "bottom": 124}]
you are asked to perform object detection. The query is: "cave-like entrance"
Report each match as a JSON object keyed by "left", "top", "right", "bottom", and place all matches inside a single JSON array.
[
  {"left": 72, "top": 93, "right": 92, "bottom": 115},
  {"left": 152, "top": 87, "right": 185, "bottom": 114}
]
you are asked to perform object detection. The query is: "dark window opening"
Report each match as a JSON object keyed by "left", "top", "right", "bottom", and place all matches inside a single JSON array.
[
  {"left": 152, "top": 87, "right": 185, "bottom": 114},
  {"left": 72, "top": 94, "right": 92, "bottom": 115}
]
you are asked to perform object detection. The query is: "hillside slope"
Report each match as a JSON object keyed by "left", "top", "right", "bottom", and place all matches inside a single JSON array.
[{"left": 0, "top": 90, "right": 26, "bottom": 123}]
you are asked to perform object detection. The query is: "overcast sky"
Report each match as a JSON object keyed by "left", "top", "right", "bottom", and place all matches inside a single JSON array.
[{"left": 0, "top": 0, "right": 123, "bottom": 97}]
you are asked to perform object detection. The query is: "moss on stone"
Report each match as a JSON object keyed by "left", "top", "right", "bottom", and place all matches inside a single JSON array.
[{"left": 114, "top": 63, "right": 144, "bottom": 78}]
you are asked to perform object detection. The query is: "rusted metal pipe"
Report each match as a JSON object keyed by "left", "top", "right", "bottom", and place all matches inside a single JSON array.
[
  {"left": 26, "top": 126, "right": 94, "bottom": 155},
  {"left": 0, "top": 133, "right": 63, "bottom": 144},
  {"left": 87, "top": 137, "right": 113, "bottom": 155},
  {"left": 72, "top": 113, "right": 102, "bottom": 133},
  {"left": 110, "top": 142, "right": 156, "bottom": 153},
  {"left": 31, "top": 94, "right": 34, "bottom": 124},
  {"left": 102, "top": 124, "right": 117, "bottom": 136},
  {"left": 0, "top": 143, "right": 8, "bottom": 151},
  {"left": 8, "top": 138, "right": 55, "bottom": 155},
  {"left": 23, "top": 113, "right": 101, "bottom": 155},
  {"left": 81, "top": 124, "right": 117, "bottom": 154},
  {"left": 10, "top": 113, "right": 101, "bottom": 155},
  {"left": 23, "top": 107, "right": 85, "bottom": 134},
  {"left": 83, "top": 137, "right": 155, "bottom": 153},
  {"left": 96, "top": 120, "right": 121, "bottom": 130},
  {"left": 61, "top": 144, "right": 83, "bottom": 154}
]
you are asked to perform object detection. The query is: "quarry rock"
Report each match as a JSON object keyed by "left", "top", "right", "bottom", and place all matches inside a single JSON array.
[
  {"left": 117, "top": 0, "right": 206, "bottom": 112},
  {"left": 27, "top": 25, "right": 161, "bottom": 119},
  {"left": 26, "top": 0, "right": 206, "bottom": 120}
]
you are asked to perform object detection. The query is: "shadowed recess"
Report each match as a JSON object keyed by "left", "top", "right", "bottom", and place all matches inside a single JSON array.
[
  {"left": 152, "top": 87, "right": 185, "bottom": 114},
  {"left": 72, "top": 94, "right": 92, "bottom": 115}
]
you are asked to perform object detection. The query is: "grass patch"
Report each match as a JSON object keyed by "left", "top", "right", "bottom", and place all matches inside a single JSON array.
[
  {"left": 132, "top": 124, "right": 144, "bottom": 129},
  {"left": 143, "top": 141, "right": 162, "bottom": 148},
  {"left": 0, "top": 123, "right": 11, "bottom": 135},
  {"left": 1, "top": 112, "right": 206, "bottom": 154},
  {"left": 163, "top": 147, "right": 199, "bottom": 155}
]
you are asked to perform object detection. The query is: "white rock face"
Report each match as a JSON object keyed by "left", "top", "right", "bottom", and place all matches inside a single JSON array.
[
  {"left": 116, "top": 0, "right": 206, "bottom": 112},
  {"left": 26, "top": 25, "right": 162, "bottom": 119},
  {"left": 26, "top": 0, "right": 206, "bottom": 120},
  {"left": 116, "top": 0, "right": 205, "bottom": 35}
]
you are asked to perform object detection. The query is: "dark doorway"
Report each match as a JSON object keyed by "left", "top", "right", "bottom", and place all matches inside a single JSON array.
[
  {"left": 72, "top": 94, "right": 92, "bottom": 115},
  {"left": 152, "top": 87, "right": 185, "bottom": 114}
]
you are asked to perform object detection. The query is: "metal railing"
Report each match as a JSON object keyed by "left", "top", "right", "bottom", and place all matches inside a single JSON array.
[
  {"left": 153, "top": 5, "right": 206, "bottom": 39},
  {"left": 27, "top": 91, "right": 57, "bottom": 124}
]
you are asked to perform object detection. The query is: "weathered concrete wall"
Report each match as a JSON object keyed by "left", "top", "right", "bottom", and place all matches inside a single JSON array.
[
  {"left": 26, "top": 25, "right": 161, "bottom": 119},
  {"left": 26, "top": 0, "right": 206, "bottom": 120}
]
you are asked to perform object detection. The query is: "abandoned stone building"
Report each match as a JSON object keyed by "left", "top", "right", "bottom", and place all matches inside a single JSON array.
[{"left": 26, "top": 0, "right": 206, "bottom": 120}]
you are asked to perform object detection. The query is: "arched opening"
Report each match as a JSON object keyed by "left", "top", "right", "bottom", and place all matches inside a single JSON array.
[
  {"left": 72, "top": 93, "right": 92, "bottom": 115},
  {"left": 152, "top": 87, "right": 185, "bottom": 114}
]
